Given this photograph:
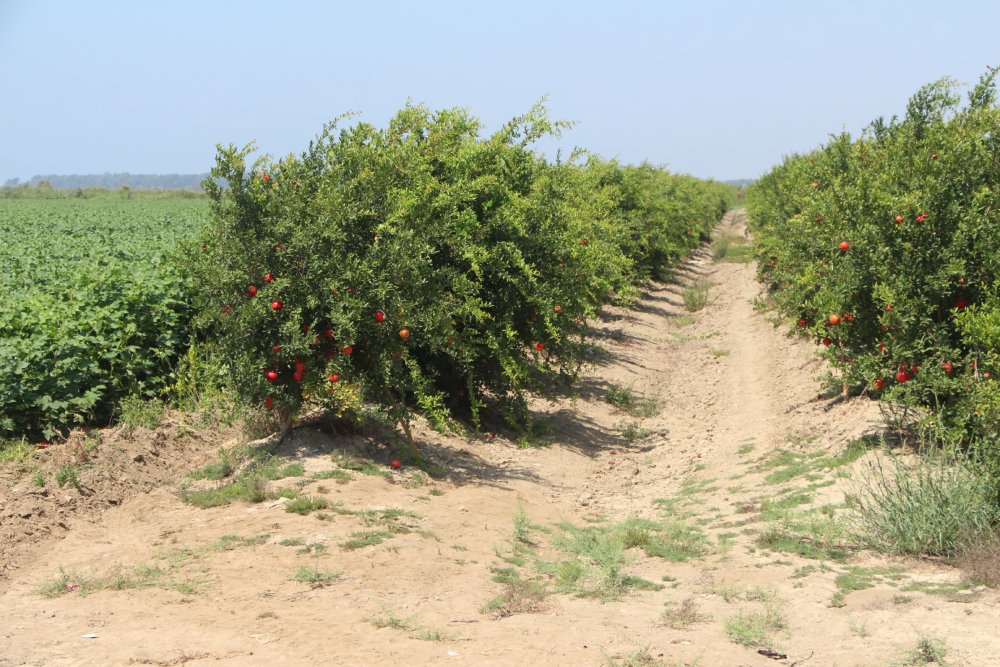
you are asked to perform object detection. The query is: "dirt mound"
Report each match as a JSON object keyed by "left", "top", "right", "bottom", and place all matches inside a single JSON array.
[{"left": 0, "top": 415, "right": 232, "bottom": 592}]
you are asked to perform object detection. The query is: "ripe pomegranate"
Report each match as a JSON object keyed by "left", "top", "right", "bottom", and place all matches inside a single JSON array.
[
  {"left": 822, "top": 337, "right": 832, "bottom": 347},
  {"left": 838, "top": 241, "right": 850, "bottom": 252},
  {"left": 828, "top": 314, "right": 841, "bottom": 326},
  {"left": 896, "top": 369, "right": 911, "bottom": 383}
]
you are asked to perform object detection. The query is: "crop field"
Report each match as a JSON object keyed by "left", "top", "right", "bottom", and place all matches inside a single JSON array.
[{"left": 0, "top": 198, "right": 208, "bottom": 438}]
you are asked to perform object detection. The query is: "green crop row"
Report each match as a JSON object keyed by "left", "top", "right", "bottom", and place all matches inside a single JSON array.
[
  {"left": 746, "top": 69, "right": 1000, "bottom": 452},
  {"left": 0, "top": 199, "right": 207, "bottom": 438}
]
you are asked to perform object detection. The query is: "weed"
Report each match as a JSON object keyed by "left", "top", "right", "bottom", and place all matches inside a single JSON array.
[
  {"left": 312, "top": 469, "right": 352, "bottom": 484},
  {"left": 370, "top": 608, "right": 417, "bottom": 631},
  {"left": 480, "top": 577, "right": 549, "bottom": 618},
  {"left": 710, "top": 348, "right": 730, "bottom": 358},
  {"left": 850, "top": 452, "right": 999, "bottom": 557},
  {"left": 181, "top": 453, "right": 307, "bottom": 508},
  {"left": 38, "top": 563, "right": 201, "bottom": 598},
  {"left": 619, "top": 422, "right": 651, "bottom": 442},
  {"left": 0, "top": 437, "right": 33, "bottom": 465},
  {"left": 755, "top": 523, "right": 851, "bottom": 561},
  {"left": 117, "top": 395, "right": 165, "bottom": 433},
  {"left": 724, "top": 606, "right": 787, "bottom": 647},
  {"left": 284, "top": 495, "right": 329, "bottom": 515},
  {"left": 713, "top": 231, "right": 752, "bottom": 263},
  {"left": 660, "top": 597, "right": 709, "bottom": 629},
  {"left": 54, "top": 463, "right": 79, "bottom": 489},
  {"left": 604, "top": 647, "right": 669, "bottom": 667},
  {"left": 189, "top": 459, "right": 234, "bottom": 481},
  {"left": 341, "top": 530, "right": 396, "bottom": 551},
  {"left": 428, "top": 487, "right": 445, "bottom": 496},
  {"left": 292, "top": 565, "right": 338, "bottom": 586},
  {"left": 413, "top": 628, "right": 450, "bottom": 641},
  {"left": 513, "top": 507, "right": 534, "bottom": 545},
  {"left": 335, "top": 453, "right": 391, "bottom": 479},
  {"left": 606, "top": 383, "right": 663, "bottom": 418},
  {"left": 848, "top": 616, "right": 870, "bottom": 638},
  {"left": 668, "top": 315, "right": 696, "bottom": 328},
  {"left": 755, "top": 438, "right": 867, "bottom": 485},
  {"left": 682, "top": 279, "right": 711, "bottom": 312},
  {"left": 32, "top": 469, "right": 45, "bottom": 487},
  {"left": 903, "top": 634, "right": 949, "bottom": 665}
]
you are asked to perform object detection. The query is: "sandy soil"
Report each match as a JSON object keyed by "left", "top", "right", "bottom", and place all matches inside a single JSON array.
[{"left": 2, "top": 211, "right": 997, "bottom": 667}]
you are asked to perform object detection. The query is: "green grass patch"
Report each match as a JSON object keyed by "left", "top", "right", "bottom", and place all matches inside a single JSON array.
[
  {"left": 0, "top": 437, "right": 34, "bottom": 465},
  {"left": 724, "top": 606, "right": 787, "bottom": 648},
  {"left": 285, "top": 495, "right": 329, "bottom": 515},
  {"left": 605, "top": 383, "right": 663, "bottom": 418},
  {"left": 116, "top": 396, "right": 166, "bottom": 433},
  {"left": 312, "top": 469, "right": 352, "bottom": 484},
  {"left": 756, "top": 519, "right": 852, "bottom": 562},
  {"left": 38, "top": 563, "right": 203, "bottom": 598},
  {"left": 754, "top": 438, "right": 868, "bottom": 485},
  {"left": 181, "top": 453, "right": 308, "bottom": 509},
  {"left": 292, "top": 565, "right": 339, "bottom": 586},
  {"left": 335, "top": 453, "right": 391, "bottom": 478}
]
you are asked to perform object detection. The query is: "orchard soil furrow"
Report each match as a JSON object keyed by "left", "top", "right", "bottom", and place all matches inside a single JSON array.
[{"left": 2, "top": 211, "right": 998, "bottom": 666}]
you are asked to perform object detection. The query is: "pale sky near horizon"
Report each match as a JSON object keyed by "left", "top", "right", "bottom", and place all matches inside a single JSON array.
[{"left": 1, "top": 1, "right": 998, "bottom": 182}]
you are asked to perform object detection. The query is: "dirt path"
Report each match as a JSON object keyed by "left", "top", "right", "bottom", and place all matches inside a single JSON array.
[{"left": 2, "top": 211, "right": 998, "bottom": 667}]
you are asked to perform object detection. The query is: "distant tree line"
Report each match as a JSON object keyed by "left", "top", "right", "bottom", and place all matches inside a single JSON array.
[{"left": 3, "top": 173, "right": 209, "bottom": 190}]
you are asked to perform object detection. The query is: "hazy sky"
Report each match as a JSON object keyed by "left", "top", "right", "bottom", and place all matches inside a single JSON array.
[{"left": 2, "top": 1, "right": 998, "bottom": 182}]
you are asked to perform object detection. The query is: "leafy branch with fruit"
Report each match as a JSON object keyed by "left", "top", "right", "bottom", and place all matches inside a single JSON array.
[{"left": 746, "top": 68, "right": 1000, "bottom": 453}]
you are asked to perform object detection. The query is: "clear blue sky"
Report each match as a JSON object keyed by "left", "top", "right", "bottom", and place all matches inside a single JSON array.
[{"left": 2, "top": 1, "right": 998, "bottom": 182}]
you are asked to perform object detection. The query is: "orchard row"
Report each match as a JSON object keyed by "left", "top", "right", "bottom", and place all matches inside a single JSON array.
[
  {"left": 187, "top": 103, "right": 734, "bottom": 446},
  {"left": 746, "top": 70, "right": 1000, "bottom": 448}
]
